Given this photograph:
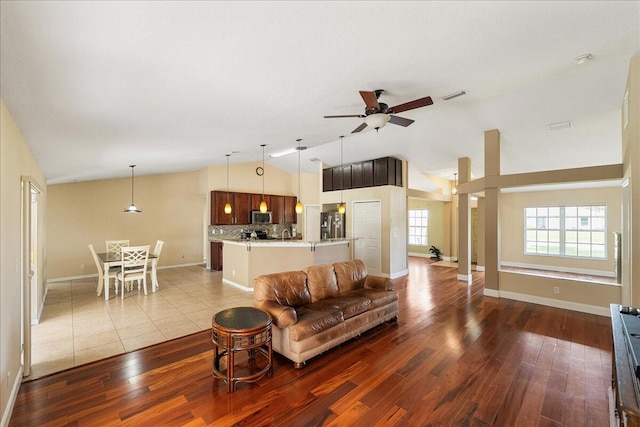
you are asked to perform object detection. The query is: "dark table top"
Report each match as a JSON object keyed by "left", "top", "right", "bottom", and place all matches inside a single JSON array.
[{"left": 213, "top": 307, "right": 270, "bottom": 331}]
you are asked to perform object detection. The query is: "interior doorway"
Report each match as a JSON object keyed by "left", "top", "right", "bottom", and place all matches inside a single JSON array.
[{"left": 353, "top": 201, "right": 381, "bottom": 275}]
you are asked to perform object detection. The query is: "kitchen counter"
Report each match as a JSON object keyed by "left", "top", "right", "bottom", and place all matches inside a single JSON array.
[{"left": 221, "top": 239, "right": 352, "bottom": 291}]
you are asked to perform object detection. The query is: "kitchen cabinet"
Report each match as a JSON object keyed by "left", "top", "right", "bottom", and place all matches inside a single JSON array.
[
  {"left": 211, "top": 191, "right": 251, "bottom": 225},
  {"left": 251, "top": 193, "right": 271, "bottom": 213},
  {"left": 270, "top": 195, "right": 285, "bottom": 224},
  {"left": 210, "top": 241, "right": 223, "bottom": 271},
  {"left": 284, "top": 196, "right": 297, "bottom": 223},
  {"left": 322, "top": 157, "right": 401, "bottom": 191}
]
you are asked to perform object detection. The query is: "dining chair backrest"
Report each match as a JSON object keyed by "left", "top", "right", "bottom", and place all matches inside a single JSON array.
[
  {"left": 88, "top": 244, "right": 103, "bottom": 275},
  {"left": 121, "top": 245, "right": 150, "bottom": 274},
  {"left": 152, "top": 240, "right": 164, "bottom": 258},
  {"left": 106, "top": 240, "right": 130, "bottom": 256}
]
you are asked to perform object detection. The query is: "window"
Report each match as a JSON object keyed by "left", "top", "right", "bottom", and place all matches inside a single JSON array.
[
  {"left": 525, "top": 205, "right": 606, "bottom": 259},
  {"left": 408, "top": 209, "right": 428, "bottom": 246}
]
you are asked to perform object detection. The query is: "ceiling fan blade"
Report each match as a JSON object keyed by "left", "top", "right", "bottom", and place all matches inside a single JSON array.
[
  {"left": 359, "top": 91, "right": 380, "bottom": 110},
  {"left": 389, "top": 96, "right": 433, "bottom": 114},
  {"left": 324, "top": 114, "right": 366, "bottom": 119},
  {"left": 351, "top": 122, "right": 368, "bottom": 133},
  {"left": 388, "top": 115, "right": 415, "bottom": 127}
]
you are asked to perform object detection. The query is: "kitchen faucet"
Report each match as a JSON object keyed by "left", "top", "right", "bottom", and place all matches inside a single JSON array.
[{"left": 281, "top": 228, "right": 291, "bottom": 241}]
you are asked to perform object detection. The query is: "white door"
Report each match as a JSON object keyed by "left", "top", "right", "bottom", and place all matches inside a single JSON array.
[
  {"left": 353, "top": 201, "right": 381, "bottom": 275},
  {"left": 304, "top": 204, "right": 321, "bottom": 242}
]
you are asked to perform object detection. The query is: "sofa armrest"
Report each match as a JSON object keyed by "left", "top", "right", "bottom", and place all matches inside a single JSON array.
[
  {"left": 254, "top": 300, "right": 298, "bottom": 328},
  {"left": 363, "top": 275, "right": 394, "bottom": 291}
]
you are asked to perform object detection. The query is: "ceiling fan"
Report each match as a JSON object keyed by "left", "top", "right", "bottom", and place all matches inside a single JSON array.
[{"left": 324, "top": 89, "right": 433, "bottom": 133}]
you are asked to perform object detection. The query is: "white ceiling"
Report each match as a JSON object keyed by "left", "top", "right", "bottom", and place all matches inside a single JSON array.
[{"left": 1, "top": 1, "right": 638, "bottom": 189}]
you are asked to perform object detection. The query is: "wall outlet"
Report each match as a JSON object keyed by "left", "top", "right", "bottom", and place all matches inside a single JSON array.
[
  {"left": 219, "top": 229, "right": 223, "bottom": 234},
  {"left": 553, "top": 287, "right": 560, "bottom": 295},
  {"left": 80, "top": 264, "right": 85, "bottom": 270},
  {"left": 232, "top": 269, "right": 236, "bottom": 276},
  {"left": 7, "top": 371, "right": 11, "bottom": 391}
]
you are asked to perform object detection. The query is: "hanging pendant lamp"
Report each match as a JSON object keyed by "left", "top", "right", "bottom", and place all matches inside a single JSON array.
[
  {"left": 451, "top": 172, "right": 458, "bottom": 195},
  {"left": 295, "top": 138, "right": 305, "bottom": 214},
  {"left": 124, "top": 165, "right": 142, "bottom": 213},
  {"left": 259, "top": 144, "right": 268, "bottom": 213},
  {"left": 224, "top": 153, "right": 232, "bottom": 214},
  {"left": 338, "top": 136, "right": 346, "bottom": 215}
]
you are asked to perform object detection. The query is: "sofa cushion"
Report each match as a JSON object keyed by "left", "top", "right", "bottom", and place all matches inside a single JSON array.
[
  {"left": 288, "top": 307, "right": 343, "bottom": 341},
  {"left": 309, "top": 296, "right": 371, "bottom": 319},
  {"left": 344, "top": 289, "right": 398, "bottom": 309},
  {"left": 334, "top": 259, "right": 368, "bottom": 293},
  {"left": 253, "top": 271, "right": 310, "bottom": 308},
  {"left": 304, "top": 264, "right": 339, "bottom": 303}
]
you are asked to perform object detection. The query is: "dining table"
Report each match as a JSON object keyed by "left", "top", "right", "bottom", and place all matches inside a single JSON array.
[{"left": 96, "top": 252, "right": 158, "bottom": 300}]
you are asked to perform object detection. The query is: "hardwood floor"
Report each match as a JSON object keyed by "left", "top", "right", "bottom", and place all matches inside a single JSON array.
[{"left": 10, "top": 258, "right": 612, "bottom": 426}]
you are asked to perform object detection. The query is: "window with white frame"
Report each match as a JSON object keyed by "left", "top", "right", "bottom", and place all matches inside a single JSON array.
[
  {"left": 408, "top": 209, "right": 428, "bottom": 246},
  {"left": 524, "top": 205, "right": 606, "bottom": 259}
]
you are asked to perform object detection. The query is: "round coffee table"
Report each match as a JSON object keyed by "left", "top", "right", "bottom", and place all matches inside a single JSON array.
[{"left": 211, "top": 306, "right": 272, "bottom": 392}]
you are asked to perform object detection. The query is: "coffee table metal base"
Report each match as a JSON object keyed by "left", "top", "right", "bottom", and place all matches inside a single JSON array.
[{"left": 211, "top": 307, "right": 272, "bottom": 392}]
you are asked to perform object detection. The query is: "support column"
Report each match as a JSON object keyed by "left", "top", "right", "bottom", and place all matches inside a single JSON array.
[
  {"left": 484, "top": 130, "right": 500, "bottom": 294},
  {"left": 457, "top": 157, "right": 472, "bottom": 283}
]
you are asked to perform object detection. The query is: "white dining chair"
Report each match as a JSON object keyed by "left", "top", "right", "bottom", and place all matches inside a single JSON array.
[
  {"left": 116, "top": 245, "right": 150, "bottom": 299},
  {"left": 106, "top": 240, "right": 130, "bottom": 257},
  {"left": 88, "top": 243, "right": 115, "bottom": 297},
  {"left": 148, "top": 240, "right": 164, "bottom": 291}
]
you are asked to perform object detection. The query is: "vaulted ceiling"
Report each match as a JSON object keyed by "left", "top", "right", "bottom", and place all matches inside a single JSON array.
[{"left": 1, "top": 1, "right": 638, "bottom": 190}]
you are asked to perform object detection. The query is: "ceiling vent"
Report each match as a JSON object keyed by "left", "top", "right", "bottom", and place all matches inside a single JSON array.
[
  {"left": 548, "top": 121, "right": 572, "bottom": 131},
  {"left": 440, "top": 90, "right": 467, "bottom": 101}
]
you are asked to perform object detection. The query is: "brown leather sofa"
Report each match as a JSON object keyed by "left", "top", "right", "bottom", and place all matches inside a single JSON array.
[{"left": 253, "top": 259, "right": 398, "bottom": 368}]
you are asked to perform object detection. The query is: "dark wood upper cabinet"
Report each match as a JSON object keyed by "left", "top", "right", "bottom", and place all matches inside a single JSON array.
[
  {"left": 284, "top": 196, "right": 297, "bottom": 223},
  {"left": 363, "top": 160, "right": 374, "bottom": 187},
  {"left": 351, "top": 162, "right": 363, "bottom": 188},
  {"left": 322, "top": 168, "right": 333, "bottom": 192},
  {"left": 212, "top": 191, "right": 233, "bottom": 225},
  {"left": 233, "top": 192, "right": 251, "bottom": 225},
  {"left": 270, "top": 195, "right": 285, "bottom": 224},
  {"left": 341, "top": 165, "right": 352, "bottom": 190},
  {"left": 322, "top": 157, "right": 401, "bottom": 192}
]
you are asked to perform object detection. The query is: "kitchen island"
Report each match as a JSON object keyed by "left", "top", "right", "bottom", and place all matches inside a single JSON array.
[{"left": 221, "top": 239, "right": 352, "bottom": 291}]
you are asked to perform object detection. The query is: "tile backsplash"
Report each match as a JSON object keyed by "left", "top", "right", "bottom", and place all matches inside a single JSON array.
[{"left": 208, "top": 223, "right": 298, "bottom": 240}]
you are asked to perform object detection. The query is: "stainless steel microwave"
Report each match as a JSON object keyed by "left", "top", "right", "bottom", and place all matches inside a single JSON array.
[{"left": 251, "top": 211, "right": 272, "bottom": 224}]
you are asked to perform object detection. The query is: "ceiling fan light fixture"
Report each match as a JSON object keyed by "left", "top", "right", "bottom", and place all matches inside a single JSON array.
[{"left": 364, "top": 113, "right": 390, "bottom": 131}]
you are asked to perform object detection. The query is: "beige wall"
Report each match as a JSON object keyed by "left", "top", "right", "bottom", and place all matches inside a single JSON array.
[
  {"left": 1, "top": 98, "right": 47, "bottom": 422},
  {"left": 622, "top": 55, "right": 640, "bottom": 306},
  {"left": 47, "top": 169, "right": 207, "bottom": 279},
  {"left": 500, "top": 186, "right": 621, "bottom": 275}
]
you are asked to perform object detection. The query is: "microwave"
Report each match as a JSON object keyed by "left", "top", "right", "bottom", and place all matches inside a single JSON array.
[{"left": 251, "top": 211, "right": 272, "bottom": 224}]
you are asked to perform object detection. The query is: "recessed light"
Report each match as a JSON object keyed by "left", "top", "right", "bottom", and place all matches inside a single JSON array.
[
  {"left": 548, "top": 121, "right": 572, "bottom": 131},
  {"left": 575, "top": 54, "right": 592, "bottom": 64},
  {"left": 440, "top": 90, "right": 467, "bottom": 101}
]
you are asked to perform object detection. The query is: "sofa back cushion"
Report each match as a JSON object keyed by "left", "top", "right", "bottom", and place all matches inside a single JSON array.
[
  {"left": 303, "top": 264, "right": 339, "bottom": 303},
  {"left": 334, "top": 259, "right": 368, "bottom": 293},
  {"left": 253, "top": 271, "right": 310, "bottom": 308}
]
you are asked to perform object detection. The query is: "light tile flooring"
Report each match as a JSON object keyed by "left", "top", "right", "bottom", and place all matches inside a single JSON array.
[{"left": 27, "top": 265, "right": 253, "bottom": 380}]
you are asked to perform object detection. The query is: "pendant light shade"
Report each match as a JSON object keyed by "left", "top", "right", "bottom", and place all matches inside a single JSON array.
[
  {"left": 451, "top": 172, "right": 458, "bottom": 195},
  {"left": 295, "top": 138, "right": 304, "bottom": 214},
  {"left": 224, "top": 153, "right": 232, "bottom": 214},
  {"left": 260, "top": 144, "right": 268, "bottom": 213},
  {"left": 338, "top": 136, "right": 346, "bottom": 215},
  {"left": 124, "top": 165, "right": 142, "bottom": 213}
]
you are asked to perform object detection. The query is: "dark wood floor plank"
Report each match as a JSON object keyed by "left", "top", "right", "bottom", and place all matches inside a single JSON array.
[{"left": 9, "top": 258, "right": 613, "bottom": 426}]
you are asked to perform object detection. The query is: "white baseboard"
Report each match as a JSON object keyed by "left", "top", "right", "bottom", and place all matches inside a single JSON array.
[
  {"left": 47, "top": 262, "right": 206, "bottom": 284},
  {"left": 408, "top": 252, "right": 430, "bottom": 258},
  {"left": 222, "top": 278, "right": 253, "bottom": 292},
  {"left": 1, "top": 365, "right": 23, "bottom": 427},
  {"left": 488, "top": 290, "right": 610, "bottom": 317},
  {"left": 457, "top": 273, "right": 472, "bottom": 284},
  {"left": 476, "top": 265, "right": 485, "bottom": 272},
  {"left": 390, "top": 269, "right": 409, "bottom": 279},
  {"left": 443, "top": 256, "right": 457, "bottom": 262},
  {"left": 501, "top": 261, "right": 613, "bottom": 278}
]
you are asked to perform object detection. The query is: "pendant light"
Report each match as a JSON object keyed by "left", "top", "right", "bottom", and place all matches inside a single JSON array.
[
  {"left": 224, "top": 153, "right": 232, "bottom": 214},
  {"left": 451, "top": 172, "right": 458, "bottom": 195},
  {"left": 259, "top": 144, "right": 268, "bottom": 213},
  {"left": 295, "top": 138, "right": 305, "bottom": 214},
  {"left": 338, "top": 136, "right": 346, "bottom": 215},
  {"left": 124, "top": 165, "right": 142, "bottom": 213}
]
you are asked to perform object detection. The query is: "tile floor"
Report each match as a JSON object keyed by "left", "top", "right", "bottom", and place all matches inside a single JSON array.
[{"left": 27, "top": 265, "right": 253, "bottom": 380}]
